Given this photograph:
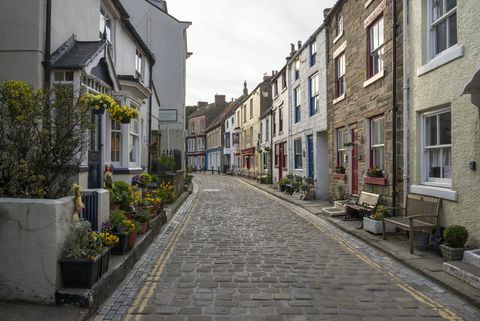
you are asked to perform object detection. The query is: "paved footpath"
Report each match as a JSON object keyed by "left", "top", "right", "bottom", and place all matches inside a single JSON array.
[{"left": 94, "top": 174, "right": 480, "bottom": 321}]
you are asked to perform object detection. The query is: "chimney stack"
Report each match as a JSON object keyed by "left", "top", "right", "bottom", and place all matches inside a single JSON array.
[
  {"left": 197, "top": 101, "right": 208, "bottom": 107},
  {"left": 323, "top": 8, "right": 332, "bottom": 18},
  {"left": 243, "top": 80, "right": 248, "bottom": 96},
  {"left": 215, "top": 94, "right": 226, "bottom": 106},
  {"left": 297, "top": 40, "right": 302, "bottom": 49}
]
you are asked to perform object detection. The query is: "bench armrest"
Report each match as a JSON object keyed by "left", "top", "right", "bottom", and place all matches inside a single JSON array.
[{"left": 406, "top": 214, "right": 437, "bottom": 220}]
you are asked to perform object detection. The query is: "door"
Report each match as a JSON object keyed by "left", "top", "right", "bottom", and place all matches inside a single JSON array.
[
  {"left": 88, "top": 114, "right": 102, "bottom": 189},
  {"left": 278, "top": 143, "right": 284, "bottom": 179},
  {"left": 351, "top": 129, "right": 359, "bottom": 195},
  {"left": 307, "top": 135, "right": 314, "bottom": 178}
]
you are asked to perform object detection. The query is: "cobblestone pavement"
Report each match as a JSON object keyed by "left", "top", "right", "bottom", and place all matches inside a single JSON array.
[{"left": 95, "top": 174, "right": 480, "bottom": 321}]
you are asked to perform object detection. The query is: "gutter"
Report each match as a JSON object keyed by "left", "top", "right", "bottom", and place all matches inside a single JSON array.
[
  {"left": 391, "top": 0, "right": 398, "bottom": 208},
  {"left": 402, "top": 0, "right": 409, "bottom": 204},
  {"left": 148, "top": 64, "right": 153, "bottom": 172},
  {"left": 44, "top": 0, "right": 52, "bottom": 88}
]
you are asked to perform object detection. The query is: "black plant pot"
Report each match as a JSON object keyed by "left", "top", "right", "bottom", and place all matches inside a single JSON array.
[
  {"left": 60, "top": 256, "right": 100, "bottom": 288},
  {"left": 111, "top": 232, "right": 129, "bottom": 255},
  {"left": 279, "top": 184, "right": 286, "bottom": 192},
  {"left": 98, "top": 248, "right": 110, "bottom": 278}
]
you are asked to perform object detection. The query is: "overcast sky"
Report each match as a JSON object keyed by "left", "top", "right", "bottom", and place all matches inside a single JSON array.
[{"left": 167, "top": 0, "right": 337, "bottom": 106}]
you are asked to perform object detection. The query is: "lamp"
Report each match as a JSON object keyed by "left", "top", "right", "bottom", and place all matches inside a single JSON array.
[{"left": 261, "top": 87, "right": 270, "bottom": 98}]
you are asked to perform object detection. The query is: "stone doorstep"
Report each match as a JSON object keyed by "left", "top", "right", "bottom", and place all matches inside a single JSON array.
[
  {"left": 443, "top": 261, "right": 480, "bottom": 290},
  {"left": 321, "top": 207, "right": 346, "bottom": 217},
  {"left": 464, "top": 249, "right": 480, "bottom": 268},
  {"left": 55, "top": 190, "right": 192, "bottom": 310}
]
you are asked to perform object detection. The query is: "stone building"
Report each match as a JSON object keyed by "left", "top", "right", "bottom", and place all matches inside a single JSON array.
[
  {"left": 407, "top": 0, "right": 480, "bottom": 245},
  {"left": 271, "top": 67, "right": 289, "bottom": 183},
  {"left": 286, "top": 24, "right": 329, "bottom": 199},
  {"left": 121, "top": 0, "right": 191, "bottom": 170},
  {"left": 325, "top": 0, "right": 404, "bottom": 204},
  {"left": 0, "top": 0, "right": 156, "bottom": 188},
  {"left": 259, "top": 107, "right": 273, "bottom": 180}
]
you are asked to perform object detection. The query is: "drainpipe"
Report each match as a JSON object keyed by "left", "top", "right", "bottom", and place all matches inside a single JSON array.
[
  {"left": 148, "top": 65, "right": 153, "bottom": 172},
  {"left": 402, "top": 0, "right": 409, "bottom": 205},
  {"left": 391, "top": 0, "right": 398, "bottom": 209},
  {"left": 44, "top": 0, "right": 52, "bottom": 88}
]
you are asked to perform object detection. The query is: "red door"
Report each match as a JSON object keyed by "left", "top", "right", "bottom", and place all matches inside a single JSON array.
[
  {"left": 351, "top": 129, "right": 359, "bottom": 195},
  {"left": 278, "top": 143, "right": 284, "bottom": 179}
]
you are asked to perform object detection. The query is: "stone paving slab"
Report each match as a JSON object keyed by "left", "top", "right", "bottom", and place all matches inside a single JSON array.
[
  {"left": 92, "top": 175, "right": 480, "bottom": 321},
  {"left": 0, "top": 301, "right": 87, "bottom": 321}
]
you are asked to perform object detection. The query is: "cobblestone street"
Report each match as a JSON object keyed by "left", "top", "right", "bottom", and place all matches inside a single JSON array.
[{"left": 96, "top": 174, "right": 480, "bottom": 321}]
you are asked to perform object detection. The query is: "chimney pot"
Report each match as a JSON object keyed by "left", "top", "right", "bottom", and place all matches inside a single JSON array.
[
  {"left": 290, "top": 43, "right": 295, "bottom": 53},
  {"left": 323, "top": 8, "right": 332, "bottom": 18},
  {"left": 297, "top": 40, "right": 302, "bottom": 49},
  {"left": 215, "top": 94, "right": 226, "bottom": 106}
]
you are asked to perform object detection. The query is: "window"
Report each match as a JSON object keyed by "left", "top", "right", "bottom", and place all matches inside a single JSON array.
[
  {"left": 260, "top": 122, "right": 263, "bottom": 143},
  {"left": 368, "top": 17, "right": 385, "bottom": 78},
  {"left": 336, "top": 13, "right": 344, "bottom": 37},
  {"left": 187, "top": 138, "right": 196, "bottom": 152},
  {"left": 243, "top": 105, "right": 246, "bottom": 123},
  {"left": 370, "top": 117, "right": 385, "bottom": 169},
  {"left": 336, "top": 128, "right": 346, "bottom": 167},
  {"left": 294, "top": 59, "right": 300, "bottom": 80},
  {"left": 309, "top": 73, "right": 320, "bottom": 115},
  {"left": 294, "top": 87, "right": 301, "bottom": 123},
  {"left": 429, "top": 0, "right": 457, "bottom": 58},
  {"left": 275, "top": 144, "right": 279, "bottom": 167},
  {"left": 249, "top": 99, "right": 253, "bottom": 119},
  {"left": 135, "top": 50, "right": 143, "bottom": 78},
  {"left": 273, "top": 111, "right": 276, "bottom": 136},
  {"left": 265, "top": 118, "right": 269, "bottom": 141},
  {"left": 197, "top": 137, "right": 205, "bottom": 151},
  {"left": 111, "top": 120, "right": 121, "bottom": 162},
  {"left": 273, "top": 81, "right": 278, "bottom": 97},
  {"left": 54, "top": 71, "right": 74, "bottom": 82},
  {"left": 310, "top": 41, "right": 317, "bottom": 67},
  {"left": 294, "top": 139, "right": 302, "bottom": 169},
  {"left": 249, "top": 127, "right": 253, "bottom": 146},
  {"left": 129, "top": 117, "right": 139, "bottom": 163},
  {"left": 99, "top": 8, "right": 112, "bottom": 42},
  {"left": 335, "top": 53, "right": 345, "bottom": 98},
  {"left": 423, "top": 109, "right": 452, "bottom": 185},
  {"left": 281, "top": 71, "right": 287, "bottom": 89},
  {"left": 279, "top": 108, "right": 283, "bottom": 132},
  {"left": 225, "top": 134, "right": 230, "bottom": 148}
]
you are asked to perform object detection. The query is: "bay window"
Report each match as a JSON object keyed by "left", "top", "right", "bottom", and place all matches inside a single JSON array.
[{"left": 129, "top": 118, "right": 139, "bottom": 164}]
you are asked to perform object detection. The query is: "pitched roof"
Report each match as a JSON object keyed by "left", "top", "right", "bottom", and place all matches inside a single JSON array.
[
  {"left": 187, "top": 104, "right": 210, "bottom": 119},
  {"left": 50, "top": 36, "right": 106, "bottom": 69},
  {"left": 206, "top": 95, "right": 246, "bottom": 132}
]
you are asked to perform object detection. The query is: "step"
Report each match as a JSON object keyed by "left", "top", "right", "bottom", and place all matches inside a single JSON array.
[
  {"left": 463, "top": 249, "right": 480, "bottom": 268},
  {"left": 443, "top": 261, "right": 480, "bottom": 290},
  {"left": 322, "top": 207, "right": 346, "bottom": 217}
]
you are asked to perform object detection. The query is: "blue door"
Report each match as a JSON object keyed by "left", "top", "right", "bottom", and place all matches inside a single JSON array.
[{"left": 307, "top": 135, "right": 314, "bottom": 178}]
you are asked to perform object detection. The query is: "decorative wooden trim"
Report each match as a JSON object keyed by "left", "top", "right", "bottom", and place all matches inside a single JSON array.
[
  {"left": 364, "top": 176, "right": 387, "bottom": 186},
  {"left": 333, "top": 173, "right": 347, "bottom": 180}
]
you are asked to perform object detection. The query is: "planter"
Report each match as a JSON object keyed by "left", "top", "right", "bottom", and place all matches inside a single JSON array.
[
  {"left": 111, "top": 232, "right": 129, "bottom": 255},
  {"left": 440, "top": 244, "right": 467, "bottom": 261},
  {"left": 364, "top": 176, "right": 387, "bottom": 186},
  {"left": 60, "top": 255, "right": 100, "bottom": 288},
  {"left": 333, "top": 173, "right": 347, "bottom": 180},
  {"left": 121, "top": 118, "right": 131, "bottom": 124},
  {"left": 93, "top": 106, "right": 105, "bottom": 114},
  {"left": 98, "top": 248, "right": 110, "bottom": 278},
  {"left": 128, "top": 230, "right": 137, "bottom": 249},
  {"left": 279, "top": 184, "right": 286, "bottom": 192},
  {"left": 363, "top": 217, "right": 396, "bottom": 234},
  {"left": 111, "top": 204, "right": 121, "bottom": 211},
  {"left": 124, "top": 211, "right": 136, "bottom": 221},
  {"left": 138, "top": 222, "right": 149, "bottom": 235}
]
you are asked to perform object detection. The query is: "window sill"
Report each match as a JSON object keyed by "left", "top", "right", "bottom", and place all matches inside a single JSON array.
[
  {"left": 365, "top": 0, "right": 374, "bottom": 8},
  {"left": 363, "top": 70, "right": 385, "bottom": 87},
  {"left": 333, "top": 31, "right": 343, "bottom": 45},
  {"left": 364, "top": 176, "right": 387, "bottom": 186},
  {"left": 333, "top": 173, "right": 346, "bottom": 180},
  {"left": 333, "top": 93, "right": 346, "bottom": 105},
  {"left": 333, "top": 41, "right": 347, "bottom": 59},
  {"left": 410, "top": 184, "right": 457, "bottom": 201},
  {"left": 417, "top": 44, "right": 464, "bottom": 77}
]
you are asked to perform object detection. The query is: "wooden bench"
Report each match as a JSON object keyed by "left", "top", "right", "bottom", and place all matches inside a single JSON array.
[
  {"left": 382, "top": 194, "right": 441, "bottom": 254},
  {"left": 344, "top": 191, "right": 381, "bottom": 223}
]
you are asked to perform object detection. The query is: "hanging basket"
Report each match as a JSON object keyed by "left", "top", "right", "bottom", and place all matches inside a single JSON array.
[
  {"left": 93, "top": 106, "right": 105, "bottom": 114},
  {"left": 121, "top": 118, "right": 131, "bottom": 124}
]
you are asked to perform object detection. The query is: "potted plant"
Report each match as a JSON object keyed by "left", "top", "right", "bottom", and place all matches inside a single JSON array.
[
  {"left": 277, "top": 178, "right": 289, "bottom": 192},
  {"left": 335, "top": 166, "right": 346, "bottom": 174},
  {"left": 108, "top": 104, "right": 139, "bottom": 124},
  {"left": 132, "top": 172, "right": 152, "bottom": 189},
  {"left": 102, "top": 210, "right": 131, "bottom": 255},
  {"left": 79, "top": 93, "right": 117, "bottom": 115},
  {"left": 136, "top": 208, "right": 151, "bottom": 235},
  {"left": 108, "top": 181, "right": 133, "bottom": 212},
  {"left": 60, "top": 220, "right": 118, "bottom": 288},
  {"left": 363, "top": 205, "right": 396, "bottom": 234},
  {"left": 440, "top": 225, "right": 469, "bottom": 261},
  {"left": 127, "top": 220, "right": 139, "bottom": 249},
  {"left": 155, "top": 154, "right": 176, "bottom": 172}
]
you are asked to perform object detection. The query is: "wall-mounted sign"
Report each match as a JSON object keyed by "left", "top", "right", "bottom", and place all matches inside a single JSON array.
[{"left": 159, "top": 109, "right": 178, "bottom": 122}]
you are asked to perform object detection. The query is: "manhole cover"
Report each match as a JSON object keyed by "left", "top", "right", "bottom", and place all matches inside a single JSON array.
[{"left": 203, "top": 189, "right": 220, "bottom": 192}]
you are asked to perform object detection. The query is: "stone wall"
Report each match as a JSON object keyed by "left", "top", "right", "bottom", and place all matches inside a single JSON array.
[
  {"left": 326, "top": 0, "right": 404, "bottom": 204},
  {"left": 0, "top": 197, "right": 74, "bottom": 303}
]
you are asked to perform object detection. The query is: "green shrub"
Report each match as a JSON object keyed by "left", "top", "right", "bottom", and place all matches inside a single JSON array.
[
  {"left": 109, "top": 181, "right": 132, "bottom": 210},
  {"left": 155, "top": 154, "right": 176, "bottom": 172},
  {"left": 444, "top": 225, "right": 468, "bottom": 248}
]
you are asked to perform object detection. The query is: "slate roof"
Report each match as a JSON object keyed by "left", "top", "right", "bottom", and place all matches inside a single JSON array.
[
  {"left": 188, "top": 104, "right": 210, "bottom": 119},
  {"left": 91, "top": 58, "right": 114, "bottom": 87},
  {"left": 50, "top": 37, "right": 106, "bottom": 69},
  {"left": 206, "top": 95, "right": 247, "bottom": 132}
]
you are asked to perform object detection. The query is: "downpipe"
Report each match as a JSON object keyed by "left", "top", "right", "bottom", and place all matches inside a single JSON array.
[{"left": 402, "top": 0, "right": 409, "bottom": 205}]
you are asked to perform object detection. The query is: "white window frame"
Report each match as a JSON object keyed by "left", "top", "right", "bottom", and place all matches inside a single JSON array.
[
  {"left": 427, "top": 0, "right": 457, "bottom": 60},
  {"left": 335, "top": 53, "right": 346, "bottom": 98},
  {"left": 370, "top": 116, "right": 385, "bottom": 170},
  {"left": 111, "top": 119, "right": 122, "bottom": 165},
  {"left": 197, "top": 137, "right": 205, "bottom": 151},
  {"left": 129, "top": 117, "right": 140, "bottom": 166},
  {"left": 294, "top": 87, "right": 301, "bottom": 123},
  {"left": 336, "top": 12, "right": 344, "bottom": 38},
  {"left": 310, "top": 41, "right": 317, "bottom": 67},
  {"left": 421, "top": 107, "right": 452, "bottom": 187},
  {"left": 368, "top": 17, "right": 385, "bottom": 78},
  {"left": 135, "top": 50, "right": 144, "bottom": 79},
  {"left": 336, "top": 128, "right": 346, "bottom": 168},
  {"left": 309, "top": 73, "right": 320, "bottom": 116},
  {"left": 99, "top": 8, "right": 112, "bottom": 43},
  {"left": 294, "top": 139, "right": 303, "bottom": 169}
]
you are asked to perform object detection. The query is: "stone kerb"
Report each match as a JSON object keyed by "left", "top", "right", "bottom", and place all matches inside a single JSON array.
[{"left": 0, "top": 196, "right": 73, "bottom": 303}]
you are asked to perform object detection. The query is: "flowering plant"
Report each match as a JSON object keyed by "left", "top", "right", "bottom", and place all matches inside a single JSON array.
[
  {"left": 79, "top": 93, "right": 117, "bottom": 113},
  {"left": 108, "top": 104, "right": 139, "bottom": 123},
  {"left": 108, "top": 181, "right": 133, "bottom": 210},
  {"left": 102, "top": 210, "right": 131, "bottom": 235},
  {"left": 152, "top": 182, "right": 176, "bottom": 204},
  {"left": 366, "top": 166, "right": 384, "bottom": 178},
  {"left": 143, "top": 193, "right": 162, "bottom": 209},
  {"left": 132, "top": 172, "right": 152, "bottom": 188}
]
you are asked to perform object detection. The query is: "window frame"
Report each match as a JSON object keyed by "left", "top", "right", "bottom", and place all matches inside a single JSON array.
[
  {"left": 279, "top": 108, "right": 283, "bottom": 133},
  {"left": 294, "top": 59, "right": 300, "bottom": 80},
  {"left": 336, "top": 128, "right": 346, "bottom": 167},
  {"left": 367, "top": 16, "right": 385, "bottom": 78},
  {"left": 135, "top": 50, "right": 144, "bottom": 79},
  {"left": 309, "top": 73, "right": 320, "bottom": 116},
  {"left": 335, "top": 53, "right": 346, "bottom": 98},
  {"left": 129, "top": 117, "right": 140, "bottom": 165},
  {"left": 427, "top": 0, "right": 457, "bottom": 60},
  {"left": 111, "top": 119, "right": 122, "bottom": 164},
  {"left": 294, "top": 87, "right": 301, "bottom": 123},
  {"left": 309, "top": 40, "right": 317, "bottom": 67},
  {"left": 249, "top": 99, "right": 253, "bottom": 119},
  {"left": 421, "top": 108, "right": 452, "bottom": 187},
  {"left": 370, "top": 116, "right": 385, "bottom": 170},
  {"left": 336, "top": 12, "right": 344, "bottom": 38},
  {"left": 294, "top": 139, "right": 303, "bottom": 169}
]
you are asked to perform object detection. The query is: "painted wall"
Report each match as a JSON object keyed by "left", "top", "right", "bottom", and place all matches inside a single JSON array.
[
  {"left": 408, "top": 0, "right": 480, "bottom": 245},
  {"left": 272, "top": 69, "right": 289, "bottom": 183},
  {"left": 0, "top": 197, "right": 74, "bottom": 303}
]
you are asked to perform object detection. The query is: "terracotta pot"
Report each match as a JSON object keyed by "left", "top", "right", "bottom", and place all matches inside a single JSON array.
[
  {"left": 124, "top": 211, "right": 136, "bottom": 221},
  {"left": 138, "top": 222, "right": 148, "bottom": 235},
  {"left": 128, "top": 230, "right": 137, "bottom": 249}
]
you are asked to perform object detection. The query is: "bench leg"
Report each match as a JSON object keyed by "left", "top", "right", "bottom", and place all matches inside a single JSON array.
[{"left": 382, "top": 221, "right": 386, "bottom": 240}]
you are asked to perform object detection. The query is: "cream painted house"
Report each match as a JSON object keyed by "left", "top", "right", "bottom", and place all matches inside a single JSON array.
[{"left": 407, "top": 0, "right": 480, "bottom": 245}]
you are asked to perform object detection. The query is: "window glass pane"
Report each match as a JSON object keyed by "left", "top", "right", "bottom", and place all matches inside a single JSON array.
[
  {"left": 434, "top": 20, "right": 447, "bottom": 54},
  {"left": 448, "top": 13, "right": 457, "bottom": 46},
  {"left": 428, "top": 148, "right": 441, "bottom": 178},
  {"left": 373, "top": 147, "right": 384, "bottom": 169},
  {"left": 439, "top": 111, "right": 451, "bottom": 144},
  {"left": 426, "top": 115, "right": 437, "bottom": 146},
  {"left": 443, "top": 147, "right": 452, "bottom": 178},
  {"left": 432, "top": 0, "right": 444, "bottom": 21},
  {"left": 446, "top": 0, "right": 456, "bottom": 11}
]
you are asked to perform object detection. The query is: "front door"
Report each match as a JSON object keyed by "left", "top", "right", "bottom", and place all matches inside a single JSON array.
[
  {"left": 278, "top": 143, "right": 284, "bottom": 179},
  {"left": 351, "top": 129, "right": 359, "bottom": 195},
  {"left": 88, "top": 114, "right": 102, "bottom": 189},
  {"left": 307, "top": 135, "right": 314, "bottom": 178}
]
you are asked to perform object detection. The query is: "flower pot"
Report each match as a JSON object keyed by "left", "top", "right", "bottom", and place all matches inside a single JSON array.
[
  {"left": 111, "top": 204, "right": 120, "bottom": 211},
  {"left": 111, "top": 232, "right": 129, "bottom": 255},
  {"left": 124, "top": 211, "right": 136, "bottom": 221},
  {"left": 363, "top": 217, "right": 396, "bottom": 234},
  {"left": 60, "top": 255, "right": 100, "bottom": 288},
  {"left": 138, "top": 222, "right": 149, "bottom": 235},
  {"left": 93, "top": 106, "right": 105, "bottom": 114},
  {"left": 98, "top": 248, "right": 110, "bottom": 278},
  {"left": 121, "top": 118, "right": 131, "bottom": 124},
  {"left": 440, "top": 244, "right": 467, "bottom": 261},
  {"left": 128, "top": 230, "right": 137, "bottom": 249}
]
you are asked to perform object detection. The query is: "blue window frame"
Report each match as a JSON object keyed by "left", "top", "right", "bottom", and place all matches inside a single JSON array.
[
  {"left": 294, "top": 87, "right": 301, "bottom": 123},
  {"left": 309, "top": 41, "right": 317, "bottom": 67},
  {"left": 309, "top": 73, "right": 319, "bottom": 116}
]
